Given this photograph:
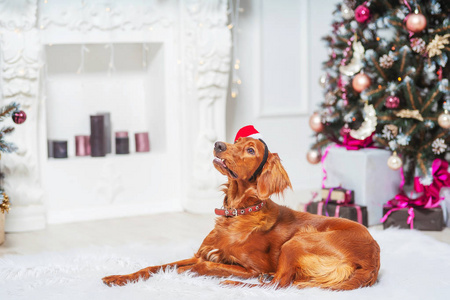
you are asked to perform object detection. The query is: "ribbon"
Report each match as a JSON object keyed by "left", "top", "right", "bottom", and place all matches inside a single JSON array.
[
  {"left": 403, "top": 0, "right": 415, "bottom": 37},
  {"left": 381, "top": 158, "right": 450, "bottom": 229},
  {"left": 414, "top": 159, "right": 450, "bottom": 206},
  {"left": 335, "top": 204, "right": 363, "bottom": 225}
]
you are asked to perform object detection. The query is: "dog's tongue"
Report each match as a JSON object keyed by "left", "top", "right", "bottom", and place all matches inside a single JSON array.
[{"left": 213, "top": 157, "right": 227, "bottom": 168}]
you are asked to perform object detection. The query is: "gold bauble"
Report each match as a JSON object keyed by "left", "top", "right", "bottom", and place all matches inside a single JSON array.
[
  {"left": 387, "top": 152, "right": 402, "bottom": 171},
  {"left": 438, "top": 110, "right": 450, "bottom": 129},
  {"left": 309, "top": 112, "right": 324, "bottom": 133},
  {"left": 306, "top": 149, "right": 321, "bottom": 165},
  {"left": 352, "top": 73, "right": 371, "bottom": 93}
]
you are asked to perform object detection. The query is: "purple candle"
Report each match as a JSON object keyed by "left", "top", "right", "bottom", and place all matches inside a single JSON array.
[
  {"left": 90, "top": 115, "right": 106, "bottom": 157},
  {"left": 52, "top": 140, "right": 68, "bottom": 158},
  {"left": 135, "top": 132, "right": 150, "bottom": 152},
  {"left": 75, "top": 135, "right": 91, "bottom": 156},
  {"left": 115, "top": 131, "right": 129, "bottom": 155}
]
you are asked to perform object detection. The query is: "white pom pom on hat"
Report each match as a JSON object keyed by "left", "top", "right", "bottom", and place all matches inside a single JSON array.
[{"left": 234, "top": 125, "right": 263, "bottom": 142}]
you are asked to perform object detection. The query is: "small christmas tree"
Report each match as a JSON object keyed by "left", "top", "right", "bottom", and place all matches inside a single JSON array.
[
  {"left": 0, "top": 102, "right": 21, "bottom": 214},
  {"left": 309, "top": 0, "right": 450, "bottom": 184}
]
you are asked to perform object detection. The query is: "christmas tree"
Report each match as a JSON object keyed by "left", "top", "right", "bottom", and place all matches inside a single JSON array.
[
  {"left": 0, "top": 102, "right": 21, "bottom": 214},
  {"left": 309, "top": 0, "right": 450, "bottom": 184}
]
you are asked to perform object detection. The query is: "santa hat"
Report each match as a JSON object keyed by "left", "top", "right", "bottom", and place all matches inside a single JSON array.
[{"left": 234, "top": 125, "right": 263, "bottom": 142}]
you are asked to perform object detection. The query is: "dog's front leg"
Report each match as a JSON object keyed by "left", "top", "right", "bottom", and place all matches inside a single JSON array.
[
  {"left": 102, "top": 257, "right": 199, "bottom": 286},
  {"left": 177, "top": 260, "right": 258, "bottom": 279}
]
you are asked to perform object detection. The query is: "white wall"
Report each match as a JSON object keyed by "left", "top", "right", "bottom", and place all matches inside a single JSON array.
[{"left": 226, "top": 0, "right": 339, "bottom": 204}]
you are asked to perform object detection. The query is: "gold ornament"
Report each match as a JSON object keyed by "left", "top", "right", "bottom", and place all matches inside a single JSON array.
[
  {"left": 0, "top": 193, "right": 10, "bottom": 214},
  {"left": 309, "top": 112, "right": 324, "bottom": 133},
  {"left": 318, "top": 74, "right": 328, "bottom": 88},
  {"left": 339, "top": 40, "right": 364, "bottom": 76},
  {"left": 350, "top": 103, "right": 377, "bottom": 140},
  {"left": 387, "top": 152, "right": 402, "bottom": 171},
  {"left": 306, "top": 149, "right": 321, "bottom": 164},
  {"left": 386, "top": 124, "right": 398, "bottom": 137},
  {"left": 352, "top": 73, "right": 371, "bottom": 93},
  {"left": 395, "top": 109, "right": 424, "bottom": 121},
  {"left": 427, "top": 34, "right": 450, "bottom": 58},
  {"left": 438, "top": 110, "right": 450, "bottom": 129}
]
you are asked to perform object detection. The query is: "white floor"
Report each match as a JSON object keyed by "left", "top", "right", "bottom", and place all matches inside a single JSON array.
[{"left": 1, "top": 212, "right": 450, "bottom": 257}]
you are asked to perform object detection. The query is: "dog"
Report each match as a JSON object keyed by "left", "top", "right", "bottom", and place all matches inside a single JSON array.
[{"left": 102, "top": 126, "right": 380, "bottom": 290}]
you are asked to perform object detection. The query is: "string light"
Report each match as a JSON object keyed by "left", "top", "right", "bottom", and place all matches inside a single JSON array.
[
  {"left": 229, "top": 0, "right": 241, "bottom": 99},
  {"left": 397, "top": 77, "right": 402, "bottom": 82}
]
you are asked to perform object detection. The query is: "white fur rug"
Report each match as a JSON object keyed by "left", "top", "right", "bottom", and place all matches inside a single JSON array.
[{"left": 1, "top": 228, "right": 450, "bottom": 300}]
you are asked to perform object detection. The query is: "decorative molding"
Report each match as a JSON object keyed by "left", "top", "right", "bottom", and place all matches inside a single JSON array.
[
  {"left": 0, "top": 0, "right": 44, "bottom": 232},
  {"left": 0, "top": 0, "right": 37, "bottom": 31},
  {"left": 181, "top": 0, "right": 230, "bottom": 204},
  {"left": 39, "top": 0, "right": 174, "bottom": 31}
]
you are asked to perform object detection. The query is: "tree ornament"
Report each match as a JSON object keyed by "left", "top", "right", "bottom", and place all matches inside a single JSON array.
[
  {"left": 0, "top": 192, "right": 10, "bottom": 214},
  {"left": 352, "top": 73, "right": 371, "bottom": 93},
  {"left": 309, "top": 112, "right": 324, "bottom": 133},
  {"left": 341, "top": 3, "right": 354, "bottom": 20},
  {"left": 379, "top": 54, "right": 394, "bottom": 69},
  {"left": 406, "top": 12, "right": 427, "bottom": 33},
  {"left": 318, "top": 74, "right": 328, "bottom": 88},
  {"left": 306, "top": 149, "right": 321, "bottom": 164},
  {"left": 350, "top": 103, "right": 377, "bottom": 140},
  {"left": 395, "top": 109, "right": 424, "bottom": 121},
  {"left": 432, "top": 138, "right": 447, "bottom": 154},
  {"left": 340, "top": 123, "right": 351, "bottom": 137},
  {"left": 385, "top": 95, "right": 400, "bottom": 109},
  {"left": 387, "top": 152, "right": 402, "bottom": 170},
  {"left": 427, "top": 34, "right": 450, "bottom": 58},
  {"left": 12, "top": 110, "right": 27, "bottom": 124},
  {"left": 410, "top": 38, "right": 426, "bottom": 55},
  {"left": 437, "top": 110, "right": 450, "bottom": 129},
  {"left": 339, "top": 40, "right": 364, "bottom": 76},
  {"left": 354, "top": 3, "right": 371, "bottom": 23},
  {"left": 325, "top": 92, "right": 337, "bottom": 106}
]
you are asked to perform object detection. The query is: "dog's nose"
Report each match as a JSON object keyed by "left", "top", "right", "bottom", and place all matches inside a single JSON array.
[{"left": 214, "top": 141, "right": 227, "bottom": 153}]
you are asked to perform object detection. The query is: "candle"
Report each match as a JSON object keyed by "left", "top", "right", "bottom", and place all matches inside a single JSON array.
[{"left": 135, "top": 132, "right": 150, "bottom": 152}]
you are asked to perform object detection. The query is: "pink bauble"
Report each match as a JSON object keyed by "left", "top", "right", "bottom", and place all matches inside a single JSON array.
[
  {"left": 385, "top": 95, "right": 400, "bottom": 109},
  {"left": 355, "top": 4, "right": 371, "bottom": 23},
  {"left": 306, "top": 149, "right": 321, "bottom": 165},
  {"left": 406, "top": 13, "right": 427, "bottom": 33},
  {"left": 352, "top": 73, "right": 371, "bottom": 93},
  {"left": 309, "top": 112, "right": 324, "bottom": 133},
  {"left": 12, "top": 110, "right": 27, "bottom": 124}
]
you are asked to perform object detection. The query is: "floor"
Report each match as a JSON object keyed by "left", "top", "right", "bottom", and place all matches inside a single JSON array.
[{"left": 1, "top": 212, "right": 450, "bottom": 257}]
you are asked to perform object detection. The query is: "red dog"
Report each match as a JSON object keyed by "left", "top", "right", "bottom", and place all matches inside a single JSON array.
[{"left": 103, "top": 126, "right": 380, "bottom": 290}]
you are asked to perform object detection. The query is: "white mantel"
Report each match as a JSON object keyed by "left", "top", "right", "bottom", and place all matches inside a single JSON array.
[{"left": 0, "top": 0, "right": 230, "bottom": 231}]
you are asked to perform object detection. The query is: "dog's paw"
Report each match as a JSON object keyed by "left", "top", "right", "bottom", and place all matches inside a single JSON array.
[{"left": 102, "top": 275, "right": 130, "bottom": 287}]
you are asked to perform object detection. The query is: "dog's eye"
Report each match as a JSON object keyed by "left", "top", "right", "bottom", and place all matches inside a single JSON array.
[{"left": 247, "top": 148, "right": 255, "bottom": 155}]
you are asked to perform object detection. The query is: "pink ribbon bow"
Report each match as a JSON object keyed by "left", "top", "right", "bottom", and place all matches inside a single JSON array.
[{"left": 381, "top": 158, "right": 450, "bottom": 229}]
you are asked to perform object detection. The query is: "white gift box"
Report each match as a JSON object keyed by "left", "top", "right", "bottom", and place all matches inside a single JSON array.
[{"left": 323, "top": 147, "right": 402, "bottom": 226}]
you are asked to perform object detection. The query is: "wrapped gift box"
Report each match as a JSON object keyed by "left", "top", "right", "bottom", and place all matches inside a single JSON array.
[
  {"left": 306, "top": 201, "right": 368, "bottom": 227},
  {"left": 321, "top": 187, "right": 354, "bottom": 204},
  {"left": 382, "top": 206, "right": 445, "bottom": 231},
  {"left": 323, "top": 147, "right": 402, "bottom": 225}
]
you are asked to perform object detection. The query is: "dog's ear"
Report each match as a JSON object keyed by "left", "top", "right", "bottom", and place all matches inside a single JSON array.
[{"left": 256, "top": 153, "right": 292, "bottom": 199}]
